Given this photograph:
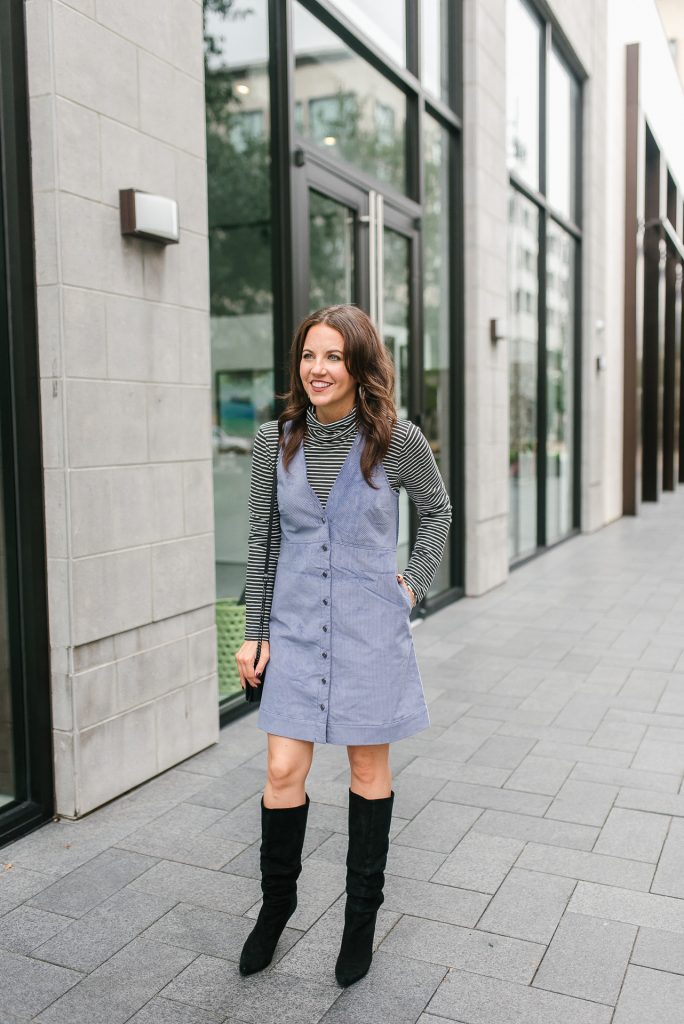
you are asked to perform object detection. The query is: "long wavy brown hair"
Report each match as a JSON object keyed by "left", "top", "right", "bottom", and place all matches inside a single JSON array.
[{"left": 278, "top": 305, "right": 397, "bottom": 487}]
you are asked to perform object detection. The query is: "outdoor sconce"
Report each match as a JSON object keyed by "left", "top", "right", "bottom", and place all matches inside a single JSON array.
[
  {"left": 489, "top": 318, "right": 506, "bottom": 344},
  {"left": 119, "top": 189, "right": 179, "bottom": 245}
]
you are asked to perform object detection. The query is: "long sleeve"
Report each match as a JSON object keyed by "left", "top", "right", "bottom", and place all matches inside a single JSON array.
[
  {"left": 394, "top": 421, "right": 452, "bottom": 601},
  {"left": 244, "top": 421, "right": 281, "bottom": 641}
]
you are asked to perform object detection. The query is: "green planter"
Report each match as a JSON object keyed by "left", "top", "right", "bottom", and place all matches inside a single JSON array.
[{"left": 215, "top": 599, "right": 246, "bottom": 700}]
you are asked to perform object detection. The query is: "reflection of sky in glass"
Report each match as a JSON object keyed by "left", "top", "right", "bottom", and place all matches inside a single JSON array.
[
  {"left": 421, "top": 0, "right": 448, "bottom": 101},
  {"left": 204, "top": 1, "right": 268, "bottom": 69},
  {"left": 506, "top": 0, "right": 540, "bottom": 188},
  {"left": 329, "top": 0, "right": 405, "bottom": 66},
  {"left": 547, "top": 51, "right": 575, "bottom": 220}
]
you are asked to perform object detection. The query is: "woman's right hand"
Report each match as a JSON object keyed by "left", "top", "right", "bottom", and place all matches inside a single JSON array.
[{"left": 235, "top": 640, "right": 270, "bottom": 691}]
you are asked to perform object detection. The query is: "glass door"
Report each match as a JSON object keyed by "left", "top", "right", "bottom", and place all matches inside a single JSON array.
[{"left": 294, "top": 159, "right": 420, "bottom": 576}]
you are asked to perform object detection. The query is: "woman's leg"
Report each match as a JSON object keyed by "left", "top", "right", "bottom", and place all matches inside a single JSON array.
[
  {"left": 335, "top": 743, "right": 394, "bottom": 987},
  {"left": 264, "top": 735, "right": 314, "bottom": 808},
  {"left": 239, "top": 735, "right": 314, "bottom": 976}
]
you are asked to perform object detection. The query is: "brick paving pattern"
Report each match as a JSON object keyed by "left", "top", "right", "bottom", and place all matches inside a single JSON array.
[{"left": 1, "top": 489, "right": 683, "bottom": 1022}]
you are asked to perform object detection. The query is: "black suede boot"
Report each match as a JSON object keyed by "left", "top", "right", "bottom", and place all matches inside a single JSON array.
[
  {"left": 335, "top": 788, "right": 394, "bottom": 988},
  {"left": 239, "top": 795, "right": 309, "bottom": 976}
]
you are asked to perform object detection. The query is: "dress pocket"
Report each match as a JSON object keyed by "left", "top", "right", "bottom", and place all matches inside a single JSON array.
[{"left": 397, "top": 578, "right": 413, "bottom": 611}]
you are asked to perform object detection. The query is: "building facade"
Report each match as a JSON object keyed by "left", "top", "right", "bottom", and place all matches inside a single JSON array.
[{"left": 0, "top": 0, "right": 682, "bottom": 844}]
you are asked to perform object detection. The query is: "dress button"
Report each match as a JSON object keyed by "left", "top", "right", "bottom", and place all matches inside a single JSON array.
[
  {"left": 322, "top": 571, "right": 328, "bottom": 578},
  {"left": 322, "top": 625, "right": 328, "bottom": 632},
  {"left": 320, "top": 704, "right": 325, "bottom": 711},
  {"left": 322, "top": 652, "right": 328, "bottom": 659},
  {"left": 323, "top": 598, "right": 328, "bottom": 605},
  {"left": 322, "top": 544, "right": 328, "bottom": 551},
  {"left": 321, "top": 677, "right": 326, "bottom": 684}
]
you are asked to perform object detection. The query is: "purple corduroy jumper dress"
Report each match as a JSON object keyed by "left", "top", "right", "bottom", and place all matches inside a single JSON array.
[{"left": 257, "top": 422, "right": 430, "bottom": 745}]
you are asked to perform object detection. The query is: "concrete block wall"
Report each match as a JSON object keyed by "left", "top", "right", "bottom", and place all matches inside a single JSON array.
[
  {"left": 24, "top": 0, "right": 218, "bottom": 818},
  {"left": 462, "top": 0, "right": 610, "bottom": 597}
]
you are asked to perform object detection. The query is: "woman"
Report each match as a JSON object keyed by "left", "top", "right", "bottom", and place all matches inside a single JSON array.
[{"left": 235, "top": 304, "right": 451, "bottom": 987}]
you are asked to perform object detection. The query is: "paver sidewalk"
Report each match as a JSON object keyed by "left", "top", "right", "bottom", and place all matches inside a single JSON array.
[{"left": 1, "top": 489, "right": 684, "bottom": 1023}]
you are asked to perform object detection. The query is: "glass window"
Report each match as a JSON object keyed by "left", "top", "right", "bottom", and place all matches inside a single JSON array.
[
  {"left": 421, "top": 0, "right": 450, "bottom": 103},
  {"left": 422, "top": 113, "right": 451, "bottom": 594},
  {"left": 508, "top": 189, "right": 539, "bottom": 561},
  {"left": 546, "top": 220, "right": 575, "bottom": 544},
  {"left": 547, "top": 50, "right": 578, "bottom": 221},
  {"left": 293, "top": 2, "right": 408, "bottom": 194},
  {"left": 204, "top": 0, "right": 274, "bottom": 703},
  {"left": 308, "top": 190, "right": 355, "bottom": 308},
  {"left": 330, "top": 0, "right": 406, "bottom": 66},
  {"left": 506, "top": 0, "right": 541, "bottom": 189}
]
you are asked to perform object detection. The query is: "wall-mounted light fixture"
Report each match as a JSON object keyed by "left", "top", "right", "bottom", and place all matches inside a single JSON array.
[
  {"left": 119, "top": 189, "right": 179, "bottom": 245},
  {"left": 489, "top": 318, "right": 506, "bottom": 345}
]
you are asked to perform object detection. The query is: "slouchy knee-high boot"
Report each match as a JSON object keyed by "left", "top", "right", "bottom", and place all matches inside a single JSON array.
[
  {"left": 239, "top": 795, "right": 309, "bottom": 976},
  {"left": 335, "top": 788, "right": 394, "bottom": 987}
]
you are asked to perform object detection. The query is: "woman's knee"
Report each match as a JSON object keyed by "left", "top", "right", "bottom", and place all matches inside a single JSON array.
[
  {"left": 348, "top": 746, "right": 389, "bottom": 787},
  {"left": 266, "top": 740, "right": 312, "bottom": 792}
]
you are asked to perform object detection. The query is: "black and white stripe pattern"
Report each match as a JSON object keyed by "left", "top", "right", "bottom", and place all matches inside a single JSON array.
[{"left": 244, "top": 405, "right": 452, "bottom": 640}]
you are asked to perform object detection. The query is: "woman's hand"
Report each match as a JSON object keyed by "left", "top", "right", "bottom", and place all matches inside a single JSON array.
[
  {"left": 396, "top": 574, "right": 416, "bottom": 607},
  {"left": 235, "top": 640, "right": 270, "bottom": 690}
]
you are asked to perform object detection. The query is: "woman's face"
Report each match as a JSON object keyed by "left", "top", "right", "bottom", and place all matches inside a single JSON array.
[{"left": 300, "top": 323, "right": 357, "bottom": 423}]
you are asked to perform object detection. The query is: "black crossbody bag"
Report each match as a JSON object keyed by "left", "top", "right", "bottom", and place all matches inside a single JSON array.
[{"left": 245, "top": 427, "right": 281, "bottom": 704}]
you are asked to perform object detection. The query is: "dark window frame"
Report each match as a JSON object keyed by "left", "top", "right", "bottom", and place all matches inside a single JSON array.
[
  {"left": 0, "top": 0, "right": 54, "bottom": 845},
  {"left": 508, "top": 0, "right": 585, "bottom": 567}
]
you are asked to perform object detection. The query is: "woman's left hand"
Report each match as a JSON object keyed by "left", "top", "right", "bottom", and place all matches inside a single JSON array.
[{"left": 397, "top": 574, "right": 416, "bottom": 607}]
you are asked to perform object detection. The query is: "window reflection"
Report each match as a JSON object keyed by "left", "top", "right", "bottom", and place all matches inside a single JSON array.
[
  {"left": 293, "top": 2, "right": 408, "bottom": 194},
  {"left": 546, "top": 220, "right": 574, "bottom": 543},
  {"left": 547, "top": 50, "right": 578, "bottom": 221},
  {"left": 330, "top": 0, "right": 406, "bottom": 67},
  {"left": 309, "top": 191, "right": 355, "bottom": 308},
  {"left": 421, "top": 0, "right": 450, "bottom": 103},
  {"left": 506, "top": 0, "right": 540, "bottom": 189},
  {"left": 423, "top": 114, "right": 452, "bottom": 594},
  {"left": 508, "top": 190, "right": 539, "bottom": 561},
  {"left": 0, "top": 479, "right": 15, "bottom": 809},
  {"left": 204, "top": 0, "right": 274, "bottom": 701}
]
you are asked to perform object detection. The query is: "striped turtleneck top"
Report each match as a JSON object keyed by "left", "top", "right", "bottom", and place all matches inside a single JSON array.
[{"left": 244, "top": 404, "right": 452, "bottom": 640}]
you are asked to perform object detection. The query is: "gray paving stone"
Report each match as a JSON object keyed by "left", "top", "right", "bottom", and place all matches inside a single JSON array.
[
  {"left": 472, "top": 810, "right": 599, "bottom": 850},
  {"left": 632, "top": 738, "right": 684, "bottom": 775},
  {"left": 392, "top": 800, "right": 483, "bottom": 853},
  {"left": 116, "top": 821, "right": 247, "bottom": 871},
  {"left": 533, "top": 912, "right": 636, "bottom": 1004},
  {"left": 391, "top": 772, "right": 449, "bottom": 819},
  {"left": 476, "top": 868, "right": 575, "bottom": 944},
  {"left": 504, "top": 756, "right": 575, "bottom": 796},
  {"left": 545, "top": 780, "right": 618, "bottom": 827},
  {"left": 467, "top": 735, "right": 535, "bottom": 770},
  {"left": 379, "top": 915, "right": 544, "bottom": 983},
  {"left": 275, "top": 894, "right": 399, "bottom": 983},
  {"left": 613, "top": 964, "right": 684, "bottom": 1023},
  {"left": 631, "top": 927, "right": 684, "bottom": 975},
  {"left": 201, "top": 793, "right": 263, "bottom": 844},
  {"left": 400, "top": 757, "right": 511, "bottom": 787},
  {"left": 615, "top": 788, "right": 684, "bottom": 817},
  {"left": 36, "top": 937, "right": 197, "bottom": 1024},
  {"left": 143, "top": 902, "right": 299, "bottom": 964},
  {"left": 532, "top": 741, "right": 632, "bottom": 767},
  {"left": 651, "top": 817, "right": 684, "bottom": 897},
  {"left": 160, "top": 953, "right": 340, "bottom": 1022},
  {"left": 31, "top": 887, "right": 177, "bottom": 972},
  {"left": 516, "top": 843, "right": 654, "bottom": 891},
  {"left": 569, "top": 881, "right": 684, "bottom": 933},
  {"left": 432, "top": 832, "right": 524, "bottom": 894},
  {"left": 0, "top": 905, "right": 70, "bottom": 954},
  {"left": 318, "top": 950, "right": 446, "bottom": 1024},
  {"left": 28, "top": 848, "right": 157, "bottom": 919},
  {"left": 128, "top": 860, "right": 261, "bottom": 915},
  {"left": 0, "top": 864, "right": 61, "bottom": 917},
  {"left": 0, "top": 821, "right": 121, "bottom": 878},
  {"left": 0, "top": 950, "right": 81, "bottom": 1019},
  {"left": 589, "top": 720, "right": 646, "bottom": 752},
  {"left": 186, "top": 767, "right": 266, "bottom": 813},
  {"left": 570, "top": 762, "right": 680, "bottom": 794},
  {"left": 593, "top": 808, "right": 670, "bottom": 863},
  {"left": 382, "top": 875, "right": 489, "bottom": 927},
  {"left": 438, "top": 780, "right": 551, "bottom": 817},
  {"left": 427, "top": 968, "right": 613, "bottom": 1023},
  {"left": 126, "top": 997, "right": 224, "bottom": 1023}
]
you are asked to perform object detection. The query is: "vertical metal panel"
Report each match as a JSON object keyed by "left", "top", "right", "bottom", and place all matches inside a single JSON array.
[
  {"left": 623, "top": 44, "right": 643, "bottom": 515},
  {"left": 642, "top": 127, "right": 664, "bottom": 502}
]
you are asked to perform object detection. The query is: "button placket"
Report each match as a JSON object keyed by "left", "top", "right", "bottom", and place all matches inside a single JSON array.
[{"left": 319, "top": 532, "right": 331, "bottom": 716}]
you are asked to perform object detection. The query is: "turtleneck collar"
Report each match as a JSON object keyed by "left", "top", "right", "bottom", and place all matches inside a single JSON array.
[{"left": 305, "top": 403, "right": 358, "bottom": 444}]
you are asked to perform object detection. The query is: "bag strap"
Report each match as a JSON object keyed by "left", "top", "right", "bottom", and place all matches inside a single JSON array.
[{"left": 254, "top": 423, "right": 281, "bottom": 664}]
